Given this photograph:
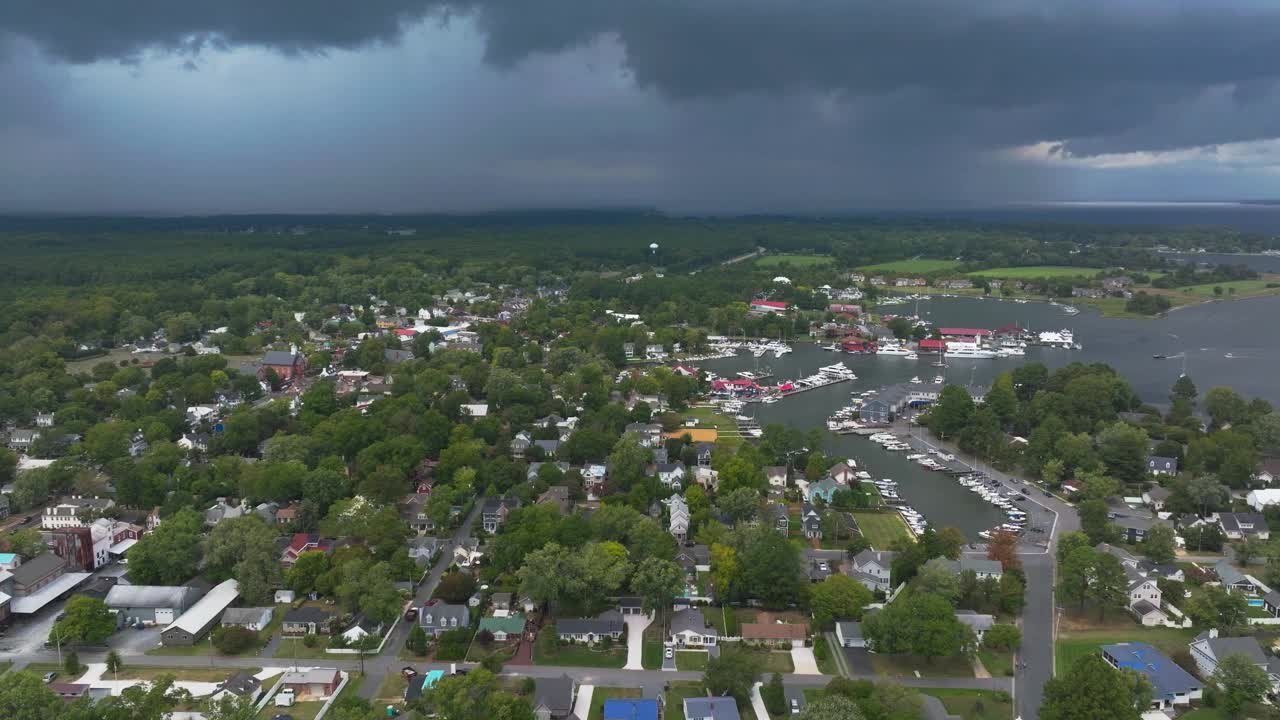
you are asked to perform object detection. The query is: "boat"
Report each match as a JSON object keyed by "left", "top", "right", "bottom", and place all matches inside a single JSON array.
[
  {"left": 942, "top": 341, "right": 997, "bottom": 359},
  {"left": 876, "top": 340, "right": 913, "bottom": 356},
  {"left": 904, "top": 352, "right": 919, "bottom": 360},
  {"left": 822, "top": 343, "right": 840, "bottom": 351},
  {"left": 931, "top": 361, "right": 948, "bottom": 368},
  {"left": 909, "top": 376, "right": 922, "bottom": 384},
  {"left": 932, "top": 375, "right": 944, "bottom": 384}
]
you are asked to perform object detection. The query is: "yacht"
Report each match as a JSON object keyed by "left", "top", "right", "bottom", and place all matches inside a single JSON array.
[
  {"left": 932, "top": 375, "right": 945, "bottom": 384},
  {"left": 876, "top": 339, "right": 913, "bottom": 356},
  {"left": 1036, "top": 329, "right": 1076, "bottom": 348},
  {"left": 821, "top": 343, "right": 841, "bottom": 351},
  {"left": 996, "top": 346, "right": 1026, "bottom": 357},
  {"left": 909, "top": 376, "right": 922, "bottom": 384},
  {"left": 904, "top": 352, "right": 919, "bottom": 360},
  {"left": 943, "top": 341, "right": 997, "bottom": 359}
]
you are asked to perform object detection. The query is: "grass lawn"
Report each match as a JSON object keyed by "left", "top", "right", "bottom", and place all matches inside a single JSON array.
[
  {"left": 148, "top": 613, "right": 283, "bottom": 657},
  {"left": 757, "top": 255, "right": 834, "bottom": 268},
  {"left": 928, "top": 688, "right": 1015, "bottom": 720},
  {"left": 977, "top": 648, "right": 1014, "bottom": 678},
  {"left": 745, "top": 648, "right": 795, "bottom": 673},
  {"left": 118, "top": 666, "right": 257, "bottom": 683},
  {"left": 1181, "top": 278, "right": 1280, "bottom": 297},
  {"left": 860, "top": 259, "right": 961, "bottom": 273},
  {"left": 0, "top": 661, "right": 11, "bottom": 674},
  {"left": 813, "top": 634, "right": 838, "bottom": 675},
  {"left": 375, "top": 672, "right": 409, "bottom": 703},
  {"left": 870, "top": 653, "right": 974, "bottom": 678},
  {"left": 534, "top": 629, "right": 627, "bottom": 669},
  {"left": 258, "top": 700, "right": 324, "bottom": 720},
  {"left": 664, "top": 682, "right": 708, "bottom": 720},
  {"left": 851, "top": 511, "right": 913, "bottom": 549},
  {"left": 273, "top": 635, "right": 334, "bottom": 659},
  {"left": 22, "top": 663, "right": 80, "bottom": 681},
  {"left": 642, "top": 640, "right": 664, "bottom": 670},
  {"left": 684, "top": 406, "right": 742, "bottom": 450},
  {"left": 1179, "top": 703, "right": 1274, "bottom": 719},
  {"left": 587, "top": 687, "right": 642, "bottom": 720},
  {"left": 675, "top": 651, "right": 709, "bottom": 671},
  {"left": 968, "top": 266, "right": 1102, "bottom": 279},
  {"left": 1054, "top": 615, "right": 1197, "bottom": 674}
]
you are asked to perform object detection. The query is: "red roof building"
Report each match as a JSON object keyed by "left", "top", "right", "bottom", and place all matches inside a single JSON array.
[
  {"left": 395, "top": 328, "right": 418, "bottom": 337},
  {"left": 841, "top": 339, "right": 876, "bottom": 353},
  {"left": 938, "top": 327, "right": 992, "bottom": 338},
  {"left": 828, "top": 304, "right": 862, "bottom": 315},
  {"left": 918, "top": 339, "right": 948, "bottom": 353},
  {"left": 281, "top": 533, "right": 333, "bottom": 566},
  {"left": 750, "top": 300, "right": 791, "bottom": 313}
]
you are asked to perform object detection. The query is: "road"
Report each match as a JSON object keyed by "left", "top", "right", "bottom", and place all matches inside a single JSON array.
[
  {"left": 901, "top": 423, "right": 1080, "bottom": 720},
  {"left": 357, "top": 501, "right": 483, "bottom": 699}
]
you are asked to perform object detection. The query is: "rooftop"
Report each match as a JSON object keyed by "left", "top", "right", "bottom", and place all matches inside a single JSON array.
[{"left": 163, "top": 579, "right": 239, "bottom": 635}]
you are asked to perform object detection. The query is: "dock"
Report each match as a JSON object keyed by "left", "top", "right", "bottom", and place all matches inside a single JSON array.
[{"left": 747, "top": 375, "right": 852, "bottom": 403}]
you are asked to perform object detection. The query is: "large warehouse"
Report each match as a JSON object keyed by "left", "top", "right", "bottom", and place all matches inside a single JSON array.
[{"left": 160, "top": 579, "right": 239, "bottom": 646}]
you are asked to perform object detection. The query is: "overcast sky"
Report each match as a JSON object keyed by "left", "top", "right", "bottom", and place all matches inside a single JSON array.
[{"left": 5, "top": 1, "right": 1280, "bottom": 213}]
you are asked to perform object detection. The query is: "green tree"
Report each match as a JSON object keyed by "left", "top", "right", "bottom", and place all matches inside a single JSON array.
[
  {"left": 1206, "top": 387, "right": 1249, "bottom": 428},
  {"left": 1140, "top": 524, "right": 1177, "bottom": 565},
  {"left": 204, "top": 515, "right": 280, "bottom": 603},
  {"left": 105, "top": 650, "right": 123, "bottom": 678},
  {"left": 51, "top": 596, "right": 116, "bottom": 645},
  {"left": 1078, "top": 499, "right": 1115, "bottom": 545},
  {"left": 734, "top": 527, "right": 806, "bottom": 609},
  {"left": 704, "top": 646, "right": 763, "bottom": 704},
  {"left": 1087, "top": 553, "right": 1129, "bottom": 620},
  {"left": 809, "top": 574, "right": 873, "bottom": 629},
  {"left": 1097, "top": 422, "right": 1149, "bottom": 483},
  {"left": 718, "top": 487, "right": 760, "bottom": 526},
  {"left": 0, "top": 670, "right": 85, "bottom": 720},
  {"left": 630, "top": 557, "right": 683, "bottom": 614},
  {"left": 863, "top": 592, "right": 975, "bottom": 660},
  {"left": 1041, "top": 653, "right": 1150, "bottom": 720},
  {"left": 927, "top": 385, "right": 974, "bottom": 439},
  {"left": 983, "top": 623, "right": 1022, "bottom": 651},
  {"left": 206, "top": 696, "right": 259, "bottom": 720},
  {"left": 406, "top": 623, "right": 429, "bottom": 656},
  {"left": 126, "top": 509, "right": 203, "bottom": 584},
  {"left": 1213, "top": 652, "right": 1271, "bottom": 718},
  {"left": 761, "top": 673, "right": 786, "bottom": 715},
  {"left": 1058, "top": 546, "right": 1097, "bottom": 612},
  {"left": 286, "top": 551, "right": 331, "bottom": 595},
  {"left": 64, "top": 650, "right": 80, "bottom": 675}
]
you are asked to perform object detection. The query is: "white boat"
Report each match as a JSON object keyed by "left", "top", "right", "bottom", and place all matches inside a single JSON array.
[
  {"left": 943, "top": 341, "right": 997, "bottom": 359},
  {"left": 876, "top": 339, "right": 913, "bottom": 356},
  {"left": 904, "top": 352, "right": 919, "bottom": 360},
  {"left": 822, "top": 343, "right": 840, "bottom": 351},
  {"left": 932, "top": 375, "right": 945, "bottom": 384},
  {"left": 909, "top": 376, "right": 922, "bottom": 384}
]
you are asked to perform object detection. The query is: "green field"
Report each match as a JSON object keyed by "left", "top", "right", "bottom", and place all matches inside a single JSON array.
[
  {"left": 756, "top": 254, "right": 834, "bottom": 268},
  {"left": 968, "top": 266, "right": 1102, "bottom": 279},
  {"left": 587, "top": 687, "right": 643, "bottom": 720},
  {"left": 859, "top": 259, "right": 960, "bottom": 273},
  {"left": 1053, "top": 623, "right": 1196, "bottom": 675},
  {"left": 977, "top": 648, "right": 1013, "bottom": 677},
  {"left": 870, "top": 653, "right": 974, "bottom": 678},
  {"left": 851, "top": 511, "right": 913, "bottom": 549},
  {"left": 1180, "top": 278, "right": 1280, "bottom": 297},
  {"left": 928, "top": 688, "right": 1015, "bottom": 720},
  {"left": 675, "top": 651, "right": 709, "bottom": 671},
  {"left": 684, "top": 406, "right": 743, "bottom": 449},
  {"left": 534, "top": 628, "right": 627, "bottom": 668}
]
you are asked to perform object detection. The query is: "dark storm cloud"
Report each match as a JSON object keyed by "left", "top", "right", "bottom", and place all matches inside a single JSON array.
[{"left": 8, "top": 0, "right": 1280, "bottom": 157}]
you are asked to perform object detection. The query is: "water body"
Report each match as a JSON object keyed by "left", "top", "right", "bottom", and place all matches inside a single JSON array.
[{"left": 700, "top": 294, "right": 1280, "bottom": 537}]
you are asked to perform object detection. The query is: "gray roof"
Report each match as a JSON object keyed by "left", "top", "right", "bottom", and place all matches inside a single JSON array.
[
  {"left": 105, "top": 585, "right": 193, "bottom": 610},
  {"left": 1194, "top": 634, "right": 1267, "bottom": 665},
  {"left": 954, "top": 610, "right": 994, "bottom": 633},
  {"left": 557, "top": 610, "right": 624, "bottom": 637},
  {"left": 1215, "top": 560, "right": 1253, "bottom": 587},
  {"left": 221, "top": 607, "right": 273, "bottom": 625},
  {"left": 684, "top": 697, "right": 741, "bottom": 720},
  {"left": 534, "top": 674, "right": 576, "bottom": 716},
  {"left": 1219, "top": 512, "right": 1268, "bottom": 535},
  {"left": 852, "top": 549, "right": 898, "bottom": 569},
  {"left": 164, "top": 579, "right": 239, "bottom": 635},
  {"left": 11, "top": 552, "right": 66, "bottom": 586},
  {"left": 959, "top": 556, "right": 1004, "bottom": 575},
  {"left": 670, "top": 607, "right": 715, "bottom": 637},
  {"left": 836, "top": 621, "right": 862, "bottom": 640},
  {"left": 419, "top": 600, "right": 469, "bottom": 629},
  {"left": 219, "top": 670, "right": 261, "bottom": 697},
  {"left": 262, "top": 350, "right": 301, "bottom": 365}
]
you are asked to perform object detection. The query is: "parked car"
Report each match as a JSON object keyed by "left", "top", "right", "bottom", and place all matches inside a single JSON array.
[
  {"left": 665, "top": 646, "right": 674, "bottom": 659},
  {"left": 404, "top": 607, "right": 418, "bottom": 621},
  {"left": 42, "top": 672, "right": 57, "bottom": 683},
  {"left": 1020, "top": 488, "right": 1030, "bottom": 495},
  {"left": 791, "top": 699, "right": 800, "bottom": 714}
]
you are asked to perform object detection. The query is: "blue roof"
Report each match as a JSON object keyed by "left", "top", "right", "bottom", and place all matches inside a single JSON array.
[
  {"left": 1101, "top": 642, "right": 1202, "bottom": 702},
  {"left": 422, "top": 670, "right": 445, "bottom": 690},
  {"left": 603, "top": 698, "right": 659, "bottom": 720}
]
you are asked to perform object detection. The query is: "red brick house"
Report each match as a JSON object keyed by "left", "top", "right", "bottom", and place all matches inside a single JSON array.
[{"left": 259, "top": 348, "right": 307, "bottom": 383}]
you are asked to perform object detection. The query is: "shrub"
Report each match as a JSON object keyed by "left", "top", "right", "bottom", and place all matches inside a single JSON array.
[
  {"left": 519, "top": 677, "right": 536, "bottom": 695},
  {"left": 761, "top": 673, "right": 786, "bottom": 715},
  {"left": 212, "top": 626, "right": 259, "bottom": 655},
  {"left": 302, "top": 633, "right": 320, "bottom": 648},
  {"left": 406, "top": 624, "right": 429, "bottom": 657},
  {"left": 476, "top": 629, "right": 495, "bottom": 646}
]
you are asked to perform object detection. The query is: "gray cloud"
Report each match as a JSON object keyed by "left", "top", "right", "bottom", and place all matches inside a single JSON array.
[{"left": 4, "top": 2, "right": 1280, "bottom": 211}]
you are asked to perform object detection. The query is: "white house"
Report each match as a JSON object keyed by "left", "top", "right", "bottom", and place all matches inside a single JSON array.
[
  {"left": 670, "top": 608, "right": 718, "bottom": 648},
  {"left": 1247, "top": 489, "right": 1280, "bottom": 512}
]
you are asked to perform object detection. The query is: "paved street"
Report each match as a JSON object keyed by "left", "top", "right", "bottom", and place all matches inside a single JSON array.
[{"left": 904, "top": 425, "right": 1081, "bottom": 720}]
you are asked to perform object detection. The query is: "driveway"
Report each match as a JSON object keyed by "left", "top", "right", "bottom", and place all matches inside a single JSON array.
[
  {"left": 573, "top": 684, "right": 595, "bottom": 720},
  {"left": 749, "top": 682, "right": 770, "bottom": 720},
  {"left": 842, "top": 646, "right": 874, "bottom": 675},
  {"left": 661, "top": 643, "right": 677, "bottom": 671},
  {"left": 622, "top": 613, "right": 653, "bottom": 671},
  {"left": 789, "top": 646, "right": 819, "bottom": 675},
  {"left": 784, "top": 685, "right": 807, "bottom": 715}
]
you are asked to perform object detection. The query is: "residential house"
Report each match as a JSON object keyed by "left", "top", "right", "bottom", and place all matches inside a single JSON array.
[
  {"left": 655, "top": 462, "right": 687, "bottom": 489},
  {"left": 399, "top": 493, "right": 434, "bottom": 535},
  {"left": 533, "top": 675, "right": 577, "bottom": 720},
  {"left": 46, "top": 683, "right": 89, "bottom": 701},
  {"left": 670, "top": 607, "right": 718, "bottom": 648},
  {"left": 211, "top": 671, "right": 262, "bottom": 705},
  {"left": 836, "top": 621, "right": 865, "bottom": 648},
  {"left": 928, "top": 555, "right": 1004, "bottom": 581},
  {"left": 7, "top": 429, "right": 38, "bottom": 452},
  {"left": 205, "top": 498, "right": 244, "bottom": 527},
  {"left": 1143, "top": 486, "right": 1171, "bottom": 511},
  {"left": 1214, "top": 560, "right": 1268, "bottom": 596},
  {"left": 556, "top": 610, "right": 624, "bottom": 644},
  {"left": 482, "top": 496, "right": 520, "bottom": 534},
  {"left": 1254, "top": 458, "right": 1280, "bottom": 486},
  {"left": 408, "top": 536, "right": 448, "bottom": 566},
  {"left": 1101, "top": 643, "right": 1202, "bottom": 709},
  {"left": 807, "top": 553, "right": 834, "bottom": 583},
  {"left": 1247, "top": 489, "right": 1280, "bottom": 512},
  {"left": 1108, "top": 506, "right": 1160, "bottom": 544},
  {"left": 419, "top": 600, "right": 470, "bottom": 637},
  {"left": 828, "top": 463, "right": 855, "bottom": 485},
  {"left": 220, "top": 607, "right": 274, "bottom": 632},
  {"left": 177, "top": 432, "right": 210, "bottom": 452},
  {"left": 534, "top": 439, "right": 561, "bottom": 458},
  {"left": 768, "top": 503, "right": 790, "bottom": 535},
  {"left": 676, "top": 545, "right": 711, "bottom": 575},
  {"left": 35, "top": 413, "right": 55, "bottom": 428},
  {"left": 849, "top": 549, "right": 897, "bottom": 594},
  {"left": 617, "top": 597, "right": 644, "bottom": 616},
  {"left": 478, "top": 614, "right": 526, "bottom": 642},
  {"left": 341, "top": 615, "right": 386, "bottom": 644},
  {"left": 282, "top": 607, "right": 335, "bottom": 635},
  {"left": 954, "top": 611, "right": 994, "bottom": 643},
  {"left": 623, "top": 423, "right": 662, "bottom": 448},
  {"left": 453, "top": 538, "right": 483, "bottom": 567},
  {"left": 281, "top": 533, "right": 333, "bottom": 566},
  {"left": 537, "top": 486, "right": 572, "bottom": 515},
  {"left": 741, "top": 614, "right": 807, "bottom": 647},
  {"left": 801, "top": 503, "right": 822, "bottom": 539},
  {"left": 665, "top": 494, "right": 690, "bottom": 545},
  {"left": 693, "top": 466, "right": 720, "bottom": 491},
  {"left": 279, "top": 668, "right": 342, "bottom": 699},
  {"left": 807, "top": 477, "right": 840, "bottom": 504},
  {"left": 510, "top": 432, "right": 532, "bottom": 455},
  {"left": 1218, "top": 512, "right": 1270, "bottom": 541},
  {"left": 684, "top": 697, "right": 741, "bottom": 720},
  {"left": 528, "top": 461, "right": 571, "bottom": 483},
  {"left": 127, "top": 430, "right": 149, "bottom": 457},
  {"left": 1147, "top": 456, "right": 1179, "bottom": 476},
  {"left": 1189, "top": 630, "right": 1273, "bottom": 684},
  {"left": 254, "top": 502, "right": 278, "bottom": 524},
  {"left": 693, "top": 443, "right": 715, "bottom": 467},
  {"left": 1125, "top": 565, "right": 1168, "bottom": 626},
  {"left": 764, "top": 466, "right": 788, "bottom": 489},
  {"left": 384, "top": 349, "right": 415, "bottom": 365}
]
